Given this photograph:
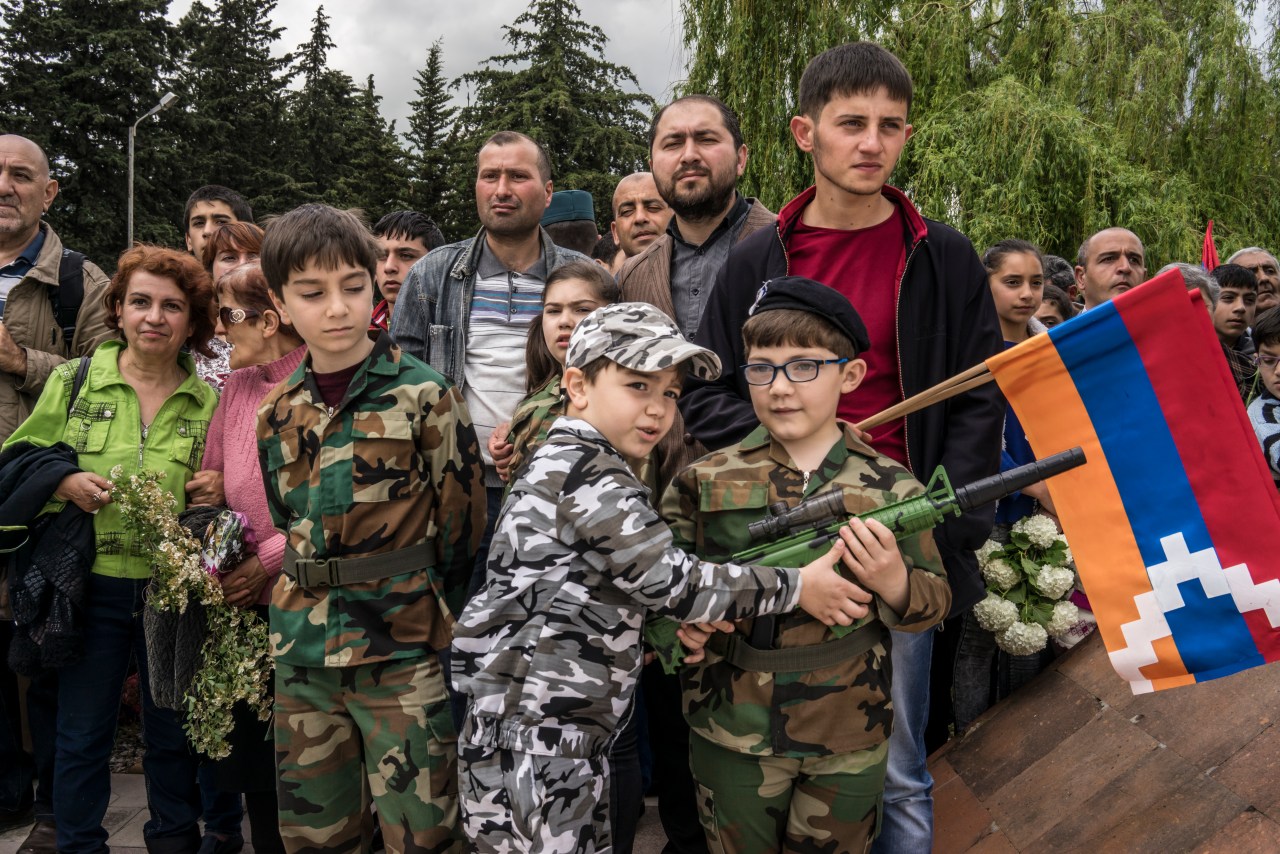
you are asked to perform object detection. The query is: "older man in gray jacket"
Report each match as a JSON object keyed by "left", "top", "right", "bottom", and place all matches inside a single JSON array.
[{"left": 0, "top": 133, "right": 113, "bottom": 854}]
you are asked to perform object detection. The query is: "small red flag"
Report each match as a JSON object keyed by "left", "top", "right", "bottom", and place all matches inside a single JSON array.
[{"left": 1202, "top": 220, "right": 1220, "bottom": 272}]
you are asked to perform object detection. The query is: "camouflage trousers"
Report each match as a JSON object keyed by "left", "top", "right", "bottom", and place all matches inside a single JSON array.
[
  {"left": 458, "top": 739, "right": 612, "bottom": 853},
  {"left": 690, "top": 734, "right": 888, "bottom": 854},
  {"left": 273, "top": 656, "right": 461, "bottom": 854}
]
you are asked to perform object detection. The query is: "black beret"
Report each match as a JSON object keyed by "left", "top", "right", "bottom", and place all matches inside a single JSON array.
[{"left": 747, "top": 276, "right": 871, "bottom": 354}]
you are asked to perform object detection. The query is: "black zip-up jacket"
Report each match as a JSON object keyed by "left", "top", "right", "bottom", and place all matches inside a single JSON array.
[{"left": 679, "top": 186, "right": 1005, "bottom": 616}]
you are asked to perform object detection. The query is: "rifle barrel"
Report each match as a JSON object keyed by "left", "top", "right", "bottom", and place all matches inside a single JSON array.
[{"left": 954, "top": 447, "right": 1085, "bottom": 513}]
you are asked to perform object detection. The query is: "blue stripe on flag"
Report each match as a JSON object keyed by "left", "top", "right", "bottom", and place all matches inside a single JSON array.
[{"left": 1051, "top": 302, "right": 1261, "bottom": 676}]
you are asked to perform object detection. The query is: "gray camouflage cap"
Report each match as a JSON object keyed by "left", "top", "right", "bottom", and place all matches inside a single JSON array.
[{"left": 566, "top": 302, "right": 722, "bottom": 380}]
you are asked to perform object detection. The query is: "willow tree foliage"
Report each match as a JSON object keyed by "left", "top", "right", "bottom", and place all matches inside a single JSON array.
[{"left": 680, "top": 0, "right": 1280, "bottom": 265}]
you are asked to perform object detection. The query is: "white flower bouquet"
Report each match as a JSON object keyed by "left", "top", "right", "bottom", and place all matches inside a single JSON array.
[
  {"left": 974, "top": 514, "right": 1079, "bottom": 655},
  {"left": 110, "top": 467, "right": 272, "bottom": 759}
]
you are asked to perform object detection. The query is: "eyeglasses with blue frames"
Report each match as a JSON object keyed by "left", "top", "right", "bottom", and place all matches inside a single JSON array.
[
  {"left": 1255, "top": 353, "right": 1280, "bottom": 370},
  {"left": 741, "top": 357, "right": 849, "bottom": 386}
]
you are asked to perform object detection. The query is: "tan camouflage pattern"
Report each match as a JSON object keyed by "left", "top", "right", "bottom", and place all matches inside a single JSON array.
[
  {"left": 459, "top": 737, "right": 611, "bottom": 853},
  {"left": 691, "top": 733, "right": 887, "bottom": 854},
  {"left": 257, "top": 332, "right": 486, "bottom": 668},
  {"left": 504, "top": 372, "right": 659, "bottom": 500},
  {"left": 453, "top": 416, "right": 802, "bottom": 757},
  {"left": 661, "top": 422, "right": 950, "bottom": 759},
  {"left": 566, "top": 302, "right": 721, "bottom": 379},
  {"left": 274, "top": 657, "right": 461, "bottom": 853}
]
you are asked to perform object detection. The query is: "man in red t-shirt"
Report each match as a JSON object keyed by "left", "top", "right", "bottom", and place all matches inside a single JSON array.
[{"left": 681, "top": 42, "right": 1004, "bottom": 852}]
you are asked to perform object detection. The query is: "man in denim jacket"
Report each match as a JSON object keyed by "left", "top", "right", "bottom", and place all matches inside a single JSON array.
[{"left": 391, "top": 131, "right": 588, "bottom": 578}]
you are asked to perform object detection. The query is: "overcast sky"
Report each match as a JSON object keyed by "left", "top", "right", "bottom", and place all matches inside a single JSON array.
[{"left": 168, "top": 0, "right": 689, "bottom": 130}]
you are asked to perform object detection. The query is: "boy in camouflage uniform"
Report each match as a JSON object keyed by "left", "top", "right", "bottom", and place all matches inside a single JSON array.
[
  {"left": 452, "top": 303, "right": 877, "bottom": 853},
  {"left": 662, "top": 277, "right": 951, "bottom": 853},
  {"left": 256, "top": 205, "right": 486, "bottom": 854}
]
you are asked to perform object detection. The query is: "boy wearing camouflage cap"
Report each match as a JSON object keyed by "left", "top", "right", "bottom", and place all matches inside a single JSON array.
[
  {"left": 661, "top": 277, "right": 951, "bottom": 852},
  {"left": 451, "top": 302, "right": 877, "bottom": 853}
]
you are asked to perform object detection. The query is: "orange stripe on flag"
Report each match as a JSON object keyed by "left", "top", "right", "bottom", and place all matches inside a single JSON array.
[{"left": 986, "top": 334, "right": 1190, "bottom": 684}]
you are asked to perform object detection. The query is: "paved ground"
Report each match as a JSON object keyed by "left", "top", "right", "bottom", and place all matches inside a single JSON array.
[{"left": 0, "top": 776, "right": 669, "bottom": 853}]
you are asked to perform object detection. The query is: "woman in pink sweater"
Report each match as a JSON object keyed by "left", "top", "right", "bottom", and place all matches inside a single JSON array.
[
  {"left": 203, "top": 262, "right": 305, "bottom": 607},
  {"left": 199, "top": 260, "right": 304, "bottom": 854}
]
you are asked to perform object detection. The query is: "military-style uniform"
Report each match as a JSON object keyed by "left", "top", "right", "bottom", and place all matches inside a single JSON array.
[
  {"left": 257, "top": 333, "right": 486, "bottom": 854},
  {"left": 505, "top": 372, "right": 658, "bottom": 498},
  {"left": 452, "top": 417, "right": 802, "bottom": 853},
  {"left": 661, "top": 422, "right": 951, "bottom": 854}
]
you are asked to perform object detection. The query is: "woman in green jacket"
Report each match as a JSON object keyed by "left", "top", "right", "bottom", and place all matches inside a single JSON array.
[{"left": 4, "top": 245, "right": 219, "bottom": 854}]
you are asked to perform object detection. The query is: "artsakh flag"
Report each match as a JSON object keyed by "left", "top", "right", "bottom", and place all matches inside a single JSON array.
[
  {"left": 985, "top": 270, "right": 1280, "bottom": 694},
  {"left": 1202, "top": 220, "right": 1220, "bottom": 271}
]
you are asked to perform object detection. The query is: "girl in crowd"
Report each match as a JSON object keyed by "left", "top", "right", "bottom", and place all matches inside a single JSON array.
[
  {"left": 953, "top": 239, "right": 1057, "bottom": 733},
  {"left": 201, "top": 221, "right": 263, "bottom": 284},
  {"left": 192, "top": 222, "right": 265, "bottom": 392},
  {"left": 490, "top": 259, "right": 620, "bottom": 483},
  {"left": 4, "top": 246, "right": 219, "bottom": 853},
  {"left": 1035, "top": 282, "right": 1076, "bottom": 330},
  {"left": 197, "top": 260, "right": 305, "bottom": 854}
]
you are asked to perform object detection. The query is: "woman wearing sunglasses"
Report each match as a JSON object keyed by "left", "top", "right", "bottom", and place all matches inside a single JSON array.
[{"left": 197, "top": 260, "right": 304, "bottom": 854}]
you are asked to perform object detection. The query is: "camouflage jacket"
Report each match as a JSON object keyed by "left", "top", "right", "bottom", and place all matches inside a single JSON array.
[
  {"left": 661, "top": 422, "right": 950, "bottom": 758},
  {"left": 504, "top": 372, "right": 659, "bottom": 498},
  {"left": 257, "top": 333, "right": 486, "bottom": 668},
  {"left": 504, "top": 373, "right": 564, "bottom": 485},
  {"left": 452, "top": 417, "right": 802, "bottom": 759}
]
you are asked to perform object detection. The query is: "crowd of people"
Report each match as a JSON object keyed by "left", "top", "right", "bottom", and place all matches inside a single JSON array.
[{"left": 1, "top": 38, "right": 1278, "bottom": 854}]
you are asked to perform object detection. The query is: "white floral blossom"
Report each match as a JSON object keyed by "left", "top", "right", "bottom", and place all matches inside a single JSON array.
[
  {"left": 1062, "top": 544, "right": 1074, "bottom": 566},
  {"left": 982, "top": 557, "right": 1020, "bottom": 591},
  {"left": 1033, "top": 565, "right": 1076, "bottom": 600},
  {"left": 997, "top": 620, "right": 1049, "bottom": 655},
  {"left": 976, "top": 540, "right": 1003, "bottom": 569},
  {"left": 973, "top": 593, "right": 1019, "bottom": 633},
  {"left": 1046, "top": 600, "right": 1081, "bottom": 637},
  {"left": 1014, "top": 514, "right": 1060, "bottom": 549},
  {"left": 108, "top": 470, "right": 271, "bottom": 759}
]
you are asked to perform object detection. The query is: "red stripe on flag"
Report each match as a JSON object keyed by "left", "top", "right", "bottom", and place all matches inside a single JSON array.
[{"left": 1113, "top": 272, "right": 1280, "bottom": 662}]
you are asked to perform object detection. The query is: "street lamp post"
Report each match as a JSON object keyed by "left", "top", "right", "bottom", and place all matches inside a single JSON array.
[{"left": 127, "top": 91, "right": 178, "bottom": 248}]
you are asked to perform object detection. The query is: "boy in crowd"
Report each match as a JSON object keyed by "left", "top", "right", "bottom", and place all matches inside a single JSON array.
[
  {"left": 370, "top": 210, "right": 445, "bottom": 332},
  {"left": 451, "top": 303, "right": 876, "bottom": 853},
  {"left": 1248, "top": 307, "right": 1280, "bottom": 488},
  {"left": 663, "top": 278, "right": 950, "bottom": 852},
  {"left": 1210, "top": 263, "right": 1259, "bottom": 400},
  {"left": 256, "top": 204, "right": 486, "bottom": 853},
  {"left": 680, "top": 43, "right": 1003, "bottom": 850}
]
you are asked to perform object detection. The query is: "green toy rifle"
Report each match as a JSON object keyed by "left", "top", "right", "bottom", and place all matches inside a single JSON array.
[{"left": 647, "top": 447, "right": 1085, "bottom": 674}]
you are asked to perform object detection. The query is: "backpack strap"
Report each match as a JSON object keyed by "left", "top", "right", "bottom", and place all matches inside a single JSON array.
[
  {"left": 65, "top": 356, "right": 91, "bottom": 419},
  {"left": 50, "top": 249, "right": 86, "bottom": 349}
]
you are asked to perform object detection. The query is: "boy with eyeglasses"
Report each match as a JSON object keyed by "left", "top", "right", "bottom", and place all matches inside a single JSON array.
[
  {"left": 1248, "top": 307, "right": 1280, "bottom": 488},
  {"left": 661, "top": 276, "right": 950, "bottom": 852}
]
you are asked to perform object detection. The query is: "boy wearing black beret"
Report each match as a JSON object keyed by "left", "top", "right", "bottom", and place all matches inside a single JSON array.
[{"left": 660, "top": 276, "right": 951, "bottom": 852}]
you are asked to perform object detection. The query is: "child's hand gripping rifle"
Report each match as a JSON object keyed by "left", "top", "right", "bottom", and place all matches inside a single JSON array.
[{"left": 646, "top": 447, "right": 1086, "bottom": 674}]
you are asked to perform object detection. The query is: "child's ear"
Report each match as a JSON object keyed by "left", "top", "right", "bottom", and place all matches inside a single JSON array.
[
  {"left": 563, "top": 366, "right": 590, "bottom": 412},
  {"left": 268, "top": 290, "right": 292, "bottom": 327},
  {"left": 841, "top": 358, "right": 867, "bottom": 394}
]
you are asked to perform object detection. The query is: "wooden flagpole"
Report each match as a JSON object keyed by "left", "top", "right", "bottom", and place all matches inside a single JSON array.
[{"left": 856, "top": 362, "right": 996, "bottom": 431}]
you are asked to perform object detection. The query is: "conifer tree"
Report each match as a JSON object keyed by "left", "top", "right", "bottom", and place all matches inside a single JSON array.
[
  {"left": 0, "top": 0, "right": 185, "bottom": 261},
  {"left": 176, "top": 0, "right": 296, "bottom": 217},
  {"left": 340, "top": 76, "right": 412, "bottom": 217},
  {"left": 286, "top": 5, "right": 350, "bottom": 203},
  {"left": 405, "top": 40, "right": 459, "bottom": 224}
]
